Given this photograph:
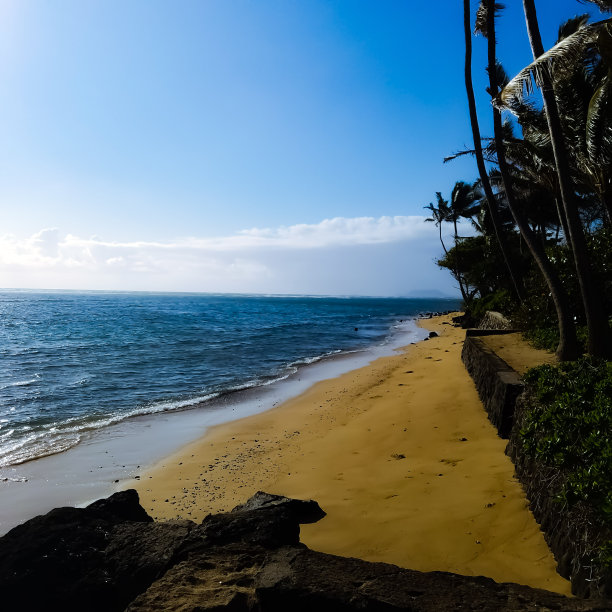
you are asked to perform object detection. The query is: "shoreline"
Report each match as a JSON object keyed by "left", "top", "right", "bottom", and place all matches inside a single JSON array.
[
  {"left": 0, "top": 316, "right": 430, "bottom": 535},
  {"left": 132, "top": 313, "right": 571, "bottom": 595},
  {"left": 0, "top": 318, "right": 426, "bottom": 470}
]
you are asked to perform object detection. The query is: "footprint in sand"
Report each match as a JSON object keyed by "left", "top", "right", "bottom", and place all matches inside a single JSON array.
[{"left": 440, "top": 458, "right": 462, "bottom": 467}]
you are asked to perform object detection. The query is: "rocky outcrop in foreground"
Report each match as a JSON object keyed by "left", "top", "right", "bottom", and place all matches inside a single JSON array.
[{"left": 1, "top": 490, "right": 610, "bottom": 611}]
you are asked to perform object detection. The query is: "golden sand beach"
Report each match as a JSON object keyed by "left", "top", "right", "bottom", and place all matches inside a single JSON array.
[{"left": 132, "top": 313, "right": 570, "bottom": 595}]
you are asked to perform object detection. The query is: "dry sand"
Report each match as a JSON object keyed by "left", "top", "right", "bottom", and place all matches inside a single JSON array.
[
  {"left": 132, "top": 314, "right": 570, "bottom": 595},
  {"left": 481, "top": 332, "right": 558, "bottom": 375}
]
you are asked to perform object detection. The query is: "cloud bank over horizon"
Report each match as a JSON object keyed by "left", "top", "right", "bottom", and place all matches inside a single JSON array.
[{"left": 0, "top": 216, "right": 459, "bottom": 297}]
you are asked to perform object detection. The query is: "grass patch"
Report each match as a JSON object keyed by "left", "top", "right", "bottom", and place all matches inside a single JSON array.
[{"left": 522, "top": 325, "right": 588, "bottom": 353}]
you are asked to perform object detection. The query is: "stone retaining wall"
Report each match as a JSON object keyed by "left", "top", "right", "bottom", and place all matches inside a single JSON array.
[
  {"left": 461, "top": 331, "right": 523, "bottom": 438},
  {"left": 461, "top": 331, "right": 612, "bottom": 598},
  {"left": 507, "top": 395, "right": 612, "bottom": 599}
]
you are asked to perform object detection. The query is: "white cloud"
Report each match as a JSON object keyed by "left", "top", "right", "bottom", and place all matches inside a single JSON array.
[
  {"left": 0, "top": 216, "right": 431, "bottom": 268},
  {"left": 0, "top": 215, "right": 457, "bottom": 295},
  {"left": 233, "top": 215, "right": 429, "bottom": 248}
]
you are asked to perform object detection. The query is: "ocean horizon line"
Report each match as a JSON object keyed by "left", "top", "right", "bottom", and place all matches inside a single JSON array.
[{"left": 0, "top": 287, "right": 461, "bottom": 300}]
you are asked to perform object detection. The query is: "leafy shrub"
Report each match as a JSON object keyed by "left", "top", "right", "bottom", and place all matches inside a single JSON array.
[
  {"left": 522, "top": 327, "right": 560, "bottom": 352},
  {"left": 521, "top": 358, "right": 612, "bottom": 520},
  {"left": 522, "top": 325, "right": 589, "bottom": 353}
]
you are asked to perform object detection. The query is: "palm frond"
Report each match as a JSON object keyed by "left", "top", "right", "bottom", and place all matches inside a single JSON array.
[
  {"left": 495, "top": 61, "right": 510, "bottom": 89},
  {"left": 444, "top": 148, "right": 498, "bottom": 165},
  {"left": 451, "top": 181, "right": 480, "bottom": 219},
  {"left": 585, "top": 25, "right": 612, "bottom": 162},
  {"left": 474, "top": 1, "right": 505, "bottom": 38},
  {"left": 501, "top": 117, "right": 515, "bottom": 140},
  {"left": 486, "top": 60, "right": 510, "bottom": 97},
  {"left": 444, "top": 150, "right": 474, "bottom": 163},
  {"left": 424, "top": 194, "right": 451, "bottom": 225},
  {"left": 598, "top": 20, "right": 612, "bottom": 64},
  {"left": 578, "top": 0, "right": 612, "bottom": 13},
  {"left": 557, "top": 14, "right": 591, "bottom": 43},
  {"left": 586, "top": 74, "right": 612, "bottom": 161},
  {"left": 497, "top": 19, "right": 612, "bottom": 110}
]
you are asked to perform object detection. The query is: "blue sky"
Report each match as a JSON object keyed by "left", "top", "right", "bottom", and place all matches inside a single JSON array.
[{"left": 0, "top": 0, "right": 602, "bottom": 295}]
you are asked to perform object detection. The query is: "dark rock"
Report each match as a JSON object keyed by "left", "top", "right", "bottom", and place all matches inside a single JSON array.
[
  {"left": 428, "top": 331, "right": 438, "bottom": 338},
  {"left": 232, "top": 491, "right": 325, "bottom": 524},
  {"left": 171, "top": 492, "right": 327, "bottom": 556},
  {"left": 477, "top": 311, "right": 515, "bottom": 331},
  {"left": 255, "top": 548, "right": 607, "bottom": 612},
  {"left": 461, "top": 332, "right": 523, "bottom": 438},
  {"left": 0, "top": 490, "right": 185, "bottom": 611},
  {"left": 0, "top": 490, "right": 609, "bottom": 611},
  {"left": 452, "top": 313, "right": 474, "bottom": 328},
  {"left": 86, "top": 488, "right": 153, "bottom": 523}
]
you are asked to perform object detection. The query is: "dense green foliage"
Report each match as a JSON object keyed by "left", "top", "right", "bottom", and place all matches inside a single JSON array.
[
  {"left": 430, "top": 1, "right": 612, "bottom": 359},
  {"left": 437, "top": 222, "right": 612, "bottom": 349},
  {"left": 521, "top": 324, "right": 589, "bottom": 353},
  {"left": 521, "top": 358, "right": 612, "bottom": 564},
  {"left": 433, "top": 0, "right": 612, "bottom": 574},
  {"left": 465, "top": 289, "right": 514, "bottom": 324},
  {"left": 521, "top": 359, "right": 612, "bottom": 519}
]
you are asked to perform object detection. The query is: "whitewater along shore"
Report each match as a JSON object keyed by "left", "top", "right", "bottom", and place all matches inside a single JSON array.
[{"left": 131, "top": 313, "right": 570, "bottom": 595}]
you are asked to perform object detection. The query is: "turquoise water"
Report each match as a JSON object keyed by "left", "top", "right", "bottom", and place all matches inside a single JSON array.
[{"left": 0, "top": 291, "right": 460, "bottom": 467}]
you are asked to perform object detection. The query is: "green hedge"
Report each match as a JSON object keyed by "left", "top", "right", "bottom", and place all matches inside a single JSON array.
[{"left": 521, "top": 358, "right": 612, "bottom": 563}]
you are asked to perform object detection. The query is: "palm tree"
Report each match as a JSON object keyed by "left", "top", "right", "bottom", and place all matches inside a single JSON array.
[
  {"left": 479, "top": 0, "right": 579, "bottom": 359},
  {"left": 550, "top": 16, "right": 612, "bottom": 226},
  {"left": 425, "top": 193, "right": 470, "bottom": 302},
  {"left": 518, "top": 0, "right": 611, "bottom": 358},
  {"left": 449, "top": 181, "right": 480, "bottom": 238},
  {"left": 450, "top": 181, "right": 483, "bottom": 301},
  {"left": 424, "top": 193, "right": 451, "bottom": 256},
  {"left": 463, "top": 0, "right": 524, "bottom": 303}
]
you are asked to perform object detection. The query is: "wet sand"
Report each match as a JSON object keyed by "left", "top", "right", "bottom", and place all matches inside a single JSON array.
[{"left": 132, "top": 314, "right": 570, "bottom": 595}]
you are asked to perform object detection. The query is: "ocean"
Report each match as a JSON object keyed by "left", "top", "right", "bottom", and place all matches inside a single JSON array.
[{"left": 0, "top": 291, "right": 460, "bottom": 469}]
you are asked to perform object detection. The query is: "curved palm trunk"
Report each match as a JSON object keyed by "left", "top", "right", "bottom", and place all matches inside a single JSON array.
[
  {"left": 522, "top": 0, "right": 611, "bottom": 358},
  {"left": 486, "top": 0, "right": 578, "bottom": 360},
  {"left": 463, "top": 0, "right": 524, "bottom": 303},
  {"left": 555, "top": 197, "right": 570, "bottom": 242},
  {"left": 451, "top": 216, "right": 470, "bottom": 303},
  {"left": 438, "top": 222, "right": 449, "bottom": 257},
  {"left": 602, "top": 188, "right": 612, "bottom": 226},
  {"left": 438, "top": 222, "right": 469, "bottom": 303}
]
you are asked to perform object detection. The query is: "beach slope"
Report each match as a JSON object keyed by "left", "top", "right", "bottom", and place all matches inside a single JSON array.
[{"left": 133, "top": 313, "right": 570, "bottom": 594}]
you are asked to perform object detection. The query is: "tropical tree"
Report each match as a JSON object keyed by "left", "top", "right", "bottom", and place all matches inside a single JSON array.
[
  {"left": 478, "top": 0, "right": 579, "bottom": 359},
  {"left": 462, "top": 0, "right": 524, "bottom": 302},
  {"left": 425, "top": 192, "right": 470, "bottom": 302},
  {"left": 424, "top": 193, "right": 451, "bottom": 257},
  {"left": 449, "top": 181, "right": 480, "bottom": 235},
  {"left": 551, "top": 14, "right": 612, "bottom": 225},
  {"left": 499, "top": 0, "right": 612, "bottom": 357}
]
